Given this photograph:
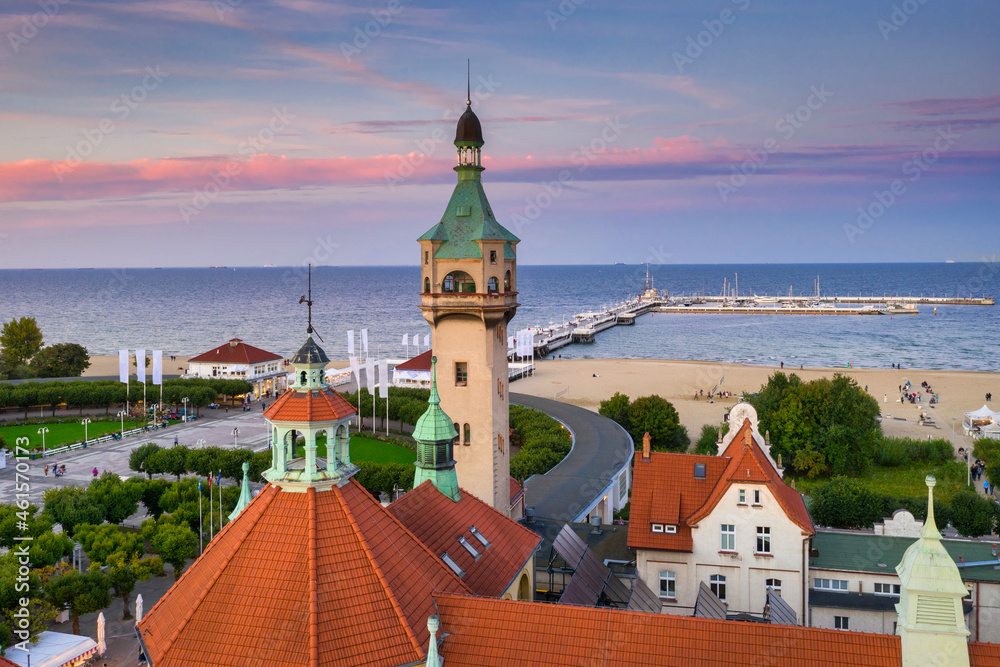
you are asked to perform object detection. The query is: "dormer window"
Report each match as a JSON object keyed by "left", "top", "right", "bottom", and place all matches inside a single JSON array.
[
  {"left": 652, "top": 523, "right": 664, "bottom": 533},
  {"left": 694, "top": 463, "right": 706, "bottom": 479}
]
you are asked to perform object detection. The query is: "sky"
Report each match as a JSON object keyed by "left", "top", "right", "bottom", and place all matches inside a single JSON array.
[{"left": 0, "top": 0, "right": 997, "bottom": 268}]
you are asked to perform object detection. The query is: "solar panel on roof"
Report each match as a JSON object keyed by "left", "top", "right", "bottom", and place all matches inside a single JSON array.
[
  {"left": 560, "top": 574, "right": 600, "bottom": 607},
  {"left": 626, "top": 577, "right": 661, "bottom": 614},
  {"left": 694, "top": 582, "right": 727, "bottom": 620},
  {"left": 765, "top": 587, "right": 797, "bottom": 626},
  {"left": 552, "top": 525, "right": 652, "bottom": 612}
]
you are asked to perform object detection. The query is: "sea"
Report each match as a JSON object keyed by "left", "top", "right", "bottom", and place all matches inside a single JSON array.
[{"left": 0, "top": 263, "right": 997, "bottom": 372}]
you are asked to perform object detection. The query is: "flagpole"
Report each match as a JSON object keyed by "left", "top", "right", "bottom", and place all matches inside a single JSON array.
[
  {"left": 218, "top": 470, "right": 223, "bottom": 533},
  {"left": 209, "top": 477, "right": 214, "bottom": 541},
  {"left": 198, "top": 479, "right": 203, "bottom": 555}
]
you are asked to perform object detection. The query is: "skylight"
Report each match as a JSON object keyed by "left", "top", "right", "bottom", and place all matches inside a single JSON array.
[
  {"left": 441, "top": 553, "right": 465, "bottom": 578},
  {"left": 469, "top": 526, "right": 491, "bottom": 549},
  {"left": 458, "top": 536, "right": 480, "bottom": 558}
]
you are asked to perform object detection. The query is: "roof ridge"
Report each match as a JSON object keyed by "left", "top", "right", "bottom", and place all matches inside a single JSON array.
[
  {"left": 334, "top": 484, "right": 426, "bottom": 660},
  {"left": 308, "top": 487, "right": 319, "bottom": 667},
  {"left": 144, "top": 484, "right": 280, "bottom": 657},
  {"left": 453, "top": 485, "right": 548, "bottom": 543}
]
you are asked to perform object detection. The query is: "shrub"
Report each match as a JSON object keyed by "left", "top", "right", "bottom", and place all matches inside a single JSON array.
[
  {"left": 809, "top": 477, "right": 893, "bottom": 529},
  {"left": 695, "top": 425, "right": 719, "bottom": 455}
]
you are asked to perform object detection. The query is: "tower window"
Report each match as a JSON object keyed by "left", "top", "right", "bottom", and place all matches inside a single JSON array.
[
  {"left": 424, "top": 250, "right": 429, "bottom": 265},
  {"left": 464, "top": 423, "right": 471, "bottom": 444},
  {"left": 454, "top": 423, "right": 461, "bottom": 445},
  {"left": 424, "top": 277, "right": 431, "bottom": 293},
  {"left": 498, "top": 433, "right": 504, "bottom": 453},
  {"left": 487, "top": 277, "right": 499, "bottom": 293},
  {"left": 300, "top": 371, "right": 307, "bottom": 385},
  {"left": 455, "top": 362, "right": 468, "bottom": 386},
  {"left": 504, "top": 270, "right": 511, "bottom": 291},
  {"left": 489, "top": 250, "right": 497, "bottom": 264},
  {"left": 443, "top": 271, "right": 476, "bottom": 293}
]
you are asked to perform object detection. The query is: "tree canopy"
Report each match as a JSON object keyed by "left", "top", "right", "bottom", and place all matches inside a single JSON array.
[
  {"left": 29, "top": 343, "right": 91, "bottom": 378},
  {"left": 0, "top": 317, "right": 43, "bottom": 365},
  {"left": 598, "top": 393, "right": 690, "bottom": 452}
]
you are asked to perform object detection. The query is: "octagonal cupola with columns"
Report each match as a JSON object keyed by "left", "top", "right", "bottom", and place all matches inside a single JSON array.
[{"left": 262, "top": 333, "right": 358, "bottom": 487}]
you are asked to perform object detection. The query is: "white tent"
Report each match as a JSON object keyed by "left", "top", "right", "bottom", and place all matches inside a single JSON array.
[
  {"left": 964, "top": 405, "right": 1000, "bottom": 432},
  {"left": 4, "top": 631, "right": 98, "bottom": 667},
  {"left": 981, "top": 423, "right": 1000, "bottom": 440}
]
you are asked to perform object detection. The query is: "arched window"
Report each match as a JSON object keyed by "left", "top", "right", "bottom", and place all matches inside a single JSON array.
[
  {"left": 503, "top": 270, "right": 512, "bottom": 292},
  {"left": 487, "top": 277, "right": 499, "bottom": 293},
  {"left": 454, "top": 422, "right": 461, "bottom": 445},
  {"left": 443, "top": 271, "right": 476, "bottom": 293},
  {"left": 300, "top": 371, "right": 307, "bottom": 385},
  {"left": 766, "top": 578, "right": 782, "bottom": 598},
  {"left": 518, "top": 572, "right": 530, "bottom": 600},
  {"left": 423, "top": 277, "right": 431, "bottom": 293},
  {"left": 464, "top": 423, "right": 471, "bottom": 444},
  {"left": 710, "top": 574, "right": 727, "bottom": 602}
]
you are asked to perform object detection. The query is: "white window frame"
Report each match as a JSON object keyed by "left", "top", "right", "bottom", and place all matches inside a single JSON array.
[
  {"left": 720, "top": 524, "right": 735, "bottom": 551},
  {"left": 814, "top": 578, "right": 849, "bottom": 592},
  {"left": 664, "top": 524, "right": 677, "bottom": 534},
  {"left": 755, "top": 526, "right": 771, "bottom": 554},
  {"left": 834, "top": 616, "right": 849, "bottom": 631},
  {"left": 766, "top": 578, "right": 782, "bottom": 597},
  {"left": 753, "top": 489, "right": 762, "bottom": 506},
  {"left": 738, "top": 489, "right": 746, "bottom": 505},
  {"left": 652, "top": 523, "right": 664, "bottom": 533},
  {"left": 874, "top": 583, "right": 901, "bottom": 597},
  {"left": 710, "top": 574, "right": 727, "bottom": 602},
  {"left": 659, "top": 571, "right": 676, "bottom": 600}
]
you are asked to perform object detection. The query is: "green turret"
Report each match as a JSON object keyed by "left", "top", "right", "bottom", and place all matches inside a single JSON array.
[
  {"left": 229, "top": 461, "right": 253, "bottom": 521},
  {"left": 412, "top": 357, "right": 461, "bottom": 501}
]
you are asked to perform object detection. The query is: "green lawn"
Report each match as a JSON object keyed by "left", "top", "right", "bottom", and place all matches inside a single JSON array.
[
  {"left": 793, "top": 460, "right": 969, "bottom": 503},
  {"left": 0, "top": 419, "right": 147, "bottom": 451},
  {"left": 295, "top": 435, "right": 416, "bottom": 465}
]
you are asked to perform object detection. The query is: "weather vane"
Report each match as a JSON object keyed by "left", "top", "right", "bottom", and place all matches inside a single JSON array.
[{"left": 298, "top": 264, "right": 323, "bottom": 341}]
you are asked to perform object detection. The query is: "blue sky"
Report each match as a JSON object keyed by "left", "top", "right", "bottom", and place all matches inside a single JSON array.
[{"left": 0, "top": 0, "right": 997, "bottom": 267}]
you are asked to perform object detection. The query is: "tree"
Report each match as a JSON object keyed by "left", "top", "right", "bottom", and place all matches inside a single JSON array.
[
  {"left": 949, "top": 489, "right": 996, "bottom": 537},
  {"left": 695, "top": 424, "right": 720, "bottom": 455},
  {"left": 510, "top": 448, "right": 562, "bottom": 483},
  {"left": 150, "top": 523, "right": 198, "bottom": 581},
  {"left": 139, "top": 479, "right": 170, "bottom": 520},
  {"left": 42, "top": 487, "right": 106, "bottom": 534},
  {"left": 130, "top": 443, "right": 162, "bottom": 478},
  {"left": 809, "top": 477, "right": 892, "bottom": 529},
  {"left": 598, "top": 392, "right": 631, "bottom": 432},
  {"left": 29, "top": 343, "right": 90, "bottom": 378},
  {"left": 627, "top": 395, "right": 688, "bottom": 451},
  {"left": 87, "top": 473, "right": 143, "bottom": 524},
  {"left": 43, "top": 568, "right": 110, "bottom": 635},
  {"left": 0, "top": 317, "right": 43, "bottom": 365},
  {"left": 73, "top": 523, "right": 143, "bottom": 565},
  {"left": 0, "top": 553, "right": 56, "bottom": 652},
  {"left": 150, "top": 445, "right": 189, "bottom": 481},
  {"left": 29, "top": 531, "right": 75, "bottom": 568},
  {"left": 106, "top": 552, "right": 164, "bottom": 620}
]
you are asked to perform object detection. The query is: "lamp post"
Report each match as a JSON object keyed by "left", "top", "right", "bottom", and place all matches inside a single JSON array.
[
  {"left": 37, "top": 427, "right": 49, "bottom": 457},
  {"left": 182, "top": 397, "right": 189, "bottom": 423},
  {"left": 81, "top": 418, "right": 91, "bottom": 449},
  {"left": 117, "top": 411, "right": 127, "bottom": 439}
]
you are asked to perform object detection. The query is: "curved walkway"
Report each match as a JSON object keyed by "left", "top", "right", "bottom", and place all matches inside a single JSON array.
[{"left": 512, "top": 393, "right": 634, "bottom": 522}]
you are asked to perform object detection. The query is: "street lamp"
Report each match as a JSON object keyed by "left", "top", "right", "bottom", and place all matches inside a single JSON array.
[
  {"left": 117, "top": 411, "right": 127, "bottom": 439},
  {"left": 182, "top": 397, "right": 189, "bottom": 422},
  {"left": 81, "top": 418, "right": 91, "bottom": 449},
  {"left": 37, "top": 427, "right": 49, "bottom": 457},
  {"left": 233, "top": 427, "right": 239, "bottom": 448}
]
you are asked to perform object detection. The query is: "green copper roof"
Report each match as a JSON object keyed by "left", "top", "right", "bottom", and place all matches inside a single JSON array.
[
  {"left": 229, "top": 462, "right": 254, "bottom": 522},
  {"left": 417, "top": 171, "right": 520, "bottom": 260},
  {"left": 412, "top": 358, "right": 458, "bottom": 443}
]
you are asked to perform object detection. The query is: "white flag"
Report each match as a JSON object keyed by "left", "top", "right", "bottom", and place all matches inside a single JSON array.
[
  {"left": 118, "top": 349, "right": 129, "bottom": 383},
  {"left": 361, "top": 329, "right": 369, "bottom": 356},
  {"left": 136, "top": 349, "right": 146, "bottom": 383},
  {"left": 413, "top": 333, "right": 420, "bottom": 351},
  {"left": 507, "top": 336, "right": 515, "bottom": 350},
  {"left": 347, "top": 330, "right": 355, "bottom": 357},
  {"left": 152, "top": 350, "right": 163, "bottom": 385},
  {"left": 365, "top": 357, "right": 375, "bottom": 396},
  {"left": 350, "top": 357, "right": 361, "bottom": 391},
  {"left": 423, "top": 334, "right": 430, "bottom": 348},
  {"left": 402, "top": 333, "right": 409, "bottom": 347},
  {"left": 379, "top": 359, "right": 389, "bottom": 398}
]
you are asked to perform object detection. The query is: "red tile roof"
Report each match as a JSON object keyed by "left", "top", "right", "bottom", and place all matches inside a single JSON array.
[
  {"left": 433, "top": 593, "right": 905, "bottom": 666},
  {"left": 628, "top": 419, "right": 812, "bottom": 552},
  {"left": 509, "top": 476, "right": 523, "bottom": 506},
  {"left": 264, "top": 387, "right": 357, "bottom": 423},
  {"left": 970, "top": 641, "right": 1000, "bottom": 666},
  {"left": 389, "top": 480, "right": 540, "bottom": 598},
  {"left": 394, "top": 349, "right": 432, "bottom": 372},
  {"left": 137, "top": 479, "right": 470, "bottom": 667},
  {"left": 188, "top": 338, "right": 282, "bottom": 364},
  {"left": 0, "top": 655, "right": 17, "bottom": 667}
]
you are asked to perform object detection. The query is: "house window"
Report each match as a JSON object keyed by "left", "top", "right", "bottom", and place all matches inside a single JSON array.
[
  {"left": 834, "top": 616, "right": 849, "bottom": 631},
  {"left": 694, "top": 463, "right": 706, "bottom": 479},
  {"left": 710, "top": 574, "right": 727, "bottom": 602},
  {"left": 652, "top": 524, "right": 664, "bottom": 533},
  {"left": 455, "top": 362, "right": 468, "bottom": 386},
  {"left": 463, "top": 423, "right": 471, "bottom": 444},
  {"left": 443, "top": 271, "right": 476, "bottom": 293},
  {"left": 755, "top": 527, "right": 771, "bottom": 554},
  {"left": 874, "top": 583, "right": 901, "bottom": 597},
  {"left": 738, "top": 489, "right": 746, "bottom": 505},
  {"left": 664, "top": 525, "right": 677, "bottom": 534},
  {"left": 814, "top": 578, "right": 849, "bottom": 592},
  {"left": 423, "top": 277, "right": 431, "bottom": 293},
  {"left": 487, "top": 277, "right": 499, "bottom": 293},
  {"left": 720, "top": 524, "right": 735, "bottom": 551},
  {"left": 454, "top": 423, "right": 461, "bottom": 445},
  {"left": 753, "top": 490, "right": 762, "bottom": 505},
  {"left": 766, "top": 578, "right": 782, "bottom": 597},
  {"left": 659, "top": 571, "right": 676, "bottom": 599},
  {"left": 489, "top": 250, "right": 497, "bottom": 264}
]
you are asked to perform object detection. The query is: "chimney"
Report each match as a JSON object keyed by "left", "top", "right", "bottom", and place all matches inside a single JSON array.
[
  {"left": 642, "top": 432, "right": 651, "bottom": 461},
  {"left": 590, "top": 515, "right": 602, "bottom": 535},
  {"left": 525, "top": 506, "right": 535, "bottom": 525}
]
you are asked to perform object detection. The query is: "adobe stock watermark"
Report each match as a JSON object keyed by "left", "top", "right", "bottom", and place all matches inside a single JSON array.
[
  {"left": 281, "top": 237, "right": 341, "bottom": 288},
  {"left": 546, "top": 0, "right": 586, "bottom": 31},
  {"left": 844, "top": 125, "right": 958, "bottom": 244},
  {"left": 179, "top": 107, "right": 295, "bottom": 223},
  {"left": 52, "top": 66, "right": 168, "bottom": 182},
  {"left": 340, "top": 0, "right": 403, "bottom": 62},
  {"left": 716, "top": 84, "right": 833, "bottom": 202},
  {"left": 10, "top": 436, "right": 33, "bottom": 653},
  {"left": 877, "top": 0, "right": 930, "bottom": 40},
  {"left": 214, "top": 0, "right": 243, "bottom": 22},
  {"left": 673, "top": 0, "right": 751, "bottom": 73},
  {"left": 384, "top": 74, "right": 500, "bottom": 190},
  {"left": 508, "top": 116, "right": 628, "bottom": 235},
  {"left": 6, "top": 0, "right": 68, "bottom": 54}
]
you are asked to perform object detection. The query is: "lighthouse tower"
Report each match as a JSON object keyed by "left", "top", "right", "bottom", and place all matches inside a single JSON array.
[{"left": 417, "top": 85, "right": 519, "bottom": 514}]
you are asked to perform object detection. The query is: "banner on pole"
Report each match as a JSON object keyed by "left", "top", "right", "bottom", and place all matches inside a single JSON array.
[
  {"left": 402, "top": 333, "right": 408, "bottom": 347},
  {"left": 423, "top": 334, "right": 430, "bottom": 348},
  {"left": 350, "top": 357, "right": 361, "bottom": 391},
  {"left": 365, "top": 358, "right": 375, "bottom": 396},
  {"left": 379, "top": 359, "right": 389, "bottom": 398},
  {"left": 412, "top": 333, "right": 420, "bottom": 351},
  {"left": 361, "top": 329, "right": 369, "bottom": 356},
  {"left": 152, "top": 350, "right": 163, "bottom": 385},
  {"left": 347, "top": 330, "right": 355, "bottom": 357},
  {"left": 118, "top": 350, "right": 129, "bottom": 383},
  {"left": 136, "top": 350, "right": 146, "bottom": 383}
]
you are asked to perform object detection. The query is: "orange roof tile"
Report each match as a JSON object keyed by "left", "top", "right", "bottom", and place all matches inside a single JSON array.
[
  {"left": 509, "top": 476, "right": 523, "bottom": 505},
  {"left": 971, "top": 641, "right": 1000, "bottom": 666},
  {"left": 433, "top": 593, "right": 904, "bottom": 666},
  {"left": 137, "top": 479, "right": 470, "bottom": 667},
  {"left": 264, "top": 387, "right": 357, "bottom": 423},
  {"left": 188, "top": 338, "right": 282, "bottom": 364},
  {"left": 0, "top": 655, "right": 18, "bottom": 667},
  {"left": 389, "top": 481, "right": 540, "bottom": 598}
]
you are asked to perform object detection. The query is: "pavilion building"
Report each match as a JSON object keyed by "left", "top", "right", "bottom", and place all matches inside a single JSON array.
[{"left": 186, "top": 338, "right": 287, "bottom": 399}]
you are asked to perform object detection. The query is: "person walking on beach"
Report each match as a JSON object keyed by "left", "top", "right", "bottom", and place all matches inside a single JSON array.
[{"left": 44, "top": 463, "right": 49, "bottom": 476}]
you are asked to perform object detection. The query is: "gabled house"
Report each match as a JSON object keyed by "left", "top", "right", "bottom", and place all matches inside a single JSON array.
[{"left": 629, "top": 403, "right": 814, "bottom": 622}]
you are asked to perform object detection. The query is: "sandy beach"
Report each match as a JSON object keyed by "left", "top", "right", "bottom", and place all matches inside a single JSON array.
[{"left": 83, "top": 355, "right": 193, "bottom": 378}]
